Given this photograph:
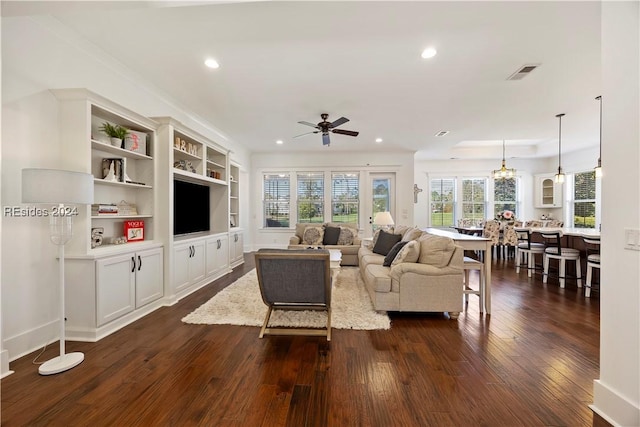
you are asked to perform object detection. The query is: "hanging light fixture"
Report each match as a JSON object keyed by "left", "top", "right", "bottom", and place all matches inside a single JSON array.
[
  {"left": 555, "top": 113, "right": 566, "bottom": 184},
  {"left": 492, "top": 139, "right": 516, "bottom": 179},
  {"left": 595, "top": 95, "right": 602, "bottom": 178}
]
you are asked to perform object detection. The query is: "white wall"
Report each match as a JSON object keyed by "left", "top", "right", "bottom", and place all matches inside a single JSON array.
[
  {"left": 250, "top": 151, "right": 415, "bottom": 249},
  {"left": 1, "top": 16, "right": 249, "bottom": 366},
  {"left": 591, "top": 2, "right": 640, "bottom": 425}
]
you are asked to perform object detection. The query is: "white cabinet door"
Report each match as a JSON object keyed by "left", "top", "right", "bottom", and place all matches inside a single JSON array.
[
  {"left": 535, "top": 174, "right": 563, "bottom": 208},
  {"left": 96, "top": 253, "right": 135, "bottom": 326},
  {"left": 135, "top": 247, "right": 164, "bottom": 308},
  {"left": 173, "top": 243, "right": 192, "bottom": 292},
  {"left": 190, "top": 240, "right": 206, "bottom": 283},
  {"left": 230, "top": 231, "right": 244, "bottom": 266},
  {"left": 206, "top": 235, "right": 229, "bottom": 277}
]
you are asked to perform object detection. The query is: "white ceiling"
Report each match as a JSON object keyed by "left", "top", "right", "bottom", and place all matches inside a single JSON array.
[{"left": 3, "top": 1, "right": 603, "bottom": 160}]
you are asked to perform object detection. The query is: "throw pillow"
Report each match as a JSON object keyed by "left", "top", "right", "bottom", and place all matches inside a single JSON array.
[
  {"left": 417, "top": 233, "right": 456, "bottom": 267},
  {"left": 383, "top": 241, "right": 409, "bottom": 267},
  {"left": 337, "top": 226, "right": 355, "bottom": 245},
  {"left": 372, "top": 230, "right": 402, "bottom": 256},
  {"left": 303, "top": 226, "right": 324, "bottom": 245},
  {"left": 392, "top": 240, "right": 421, "bottom": 265},
  {"left": 322, "top": 226, "right": 341, "bottom": 245}
]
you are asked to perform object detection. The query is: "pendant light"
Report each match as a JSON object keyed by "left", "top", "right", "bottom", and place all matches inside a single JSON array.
[
  {"left": 555, "top": 113, "right": 565, "bottom": 184},
  {"left": 595, "top": 95, "right": 602, "bottom": 178},
  {"left": 492, "top": 140, "right": 516, "bottom": 179}
]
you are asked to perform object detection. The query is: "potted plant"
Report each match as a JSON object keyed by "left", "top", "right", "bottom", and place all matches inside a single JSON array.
[{"left": 99, "top": 122, "right": 130, "bottom": 147}]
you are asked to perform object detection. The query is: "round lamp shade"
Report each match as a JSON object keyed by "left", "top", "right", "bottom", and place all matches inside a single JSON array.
[{"left": 22, "top": 168, "right": 94, "bottom": 205}]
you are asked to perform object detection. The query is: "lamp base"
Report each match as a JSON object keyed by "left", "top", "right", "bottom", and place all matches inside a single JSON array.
[{"left": 38, "top": 352, "right": 84, "bottom": 375}]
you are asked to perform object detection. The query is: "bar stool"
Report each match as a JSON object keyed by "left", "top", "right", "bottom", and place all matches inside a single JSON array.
[
  {"left": 541, "top": 232, "right": 582, "bottom": 289},
  {"left": 515, "top": 228, "right": 545, "bottom": 277},
  {"left": 583, "top": 236, "right": 601, "bottom": 297},
  {"left": 463, "top": 256, "right": 484, "bottom": 312}
]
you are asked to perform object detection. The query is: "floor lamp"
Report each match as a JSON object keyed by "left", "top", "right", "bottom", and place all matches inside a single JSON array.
[{"left": 22, "top": 168, "right": 94, "bottom": 375}]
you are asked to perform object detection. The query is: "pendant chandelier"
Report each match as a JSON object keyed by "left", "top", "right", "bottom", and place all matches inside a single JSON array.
[
  {"left": 595, "top": 95, "right": 602, "bottom": 178},
  {"left": 492, "top": 140, "right": 516, "bottom": 179},
  {"left": 555, "top": 113, "right": 566, "bottom": 184}
]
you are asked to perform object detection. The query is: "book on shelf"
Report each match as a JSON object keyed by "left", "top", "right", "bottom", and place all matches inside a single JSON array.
[
  {"left": 92, "top": 204, "right": 118, "bottom": 215},
  {"left": 124, "top": 220, "right": 144, "bottom": 242}
]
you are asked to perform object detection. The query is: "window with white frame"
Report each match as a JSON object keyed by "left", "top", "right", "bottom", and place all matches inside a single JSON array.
[
  {"left": 493, "top": 177, "right": 518, "bottom": 218},
  {"left": 331, "top": 172, "right": 359, "bottom": 223},
  {"left": 430, "top": 178, "right": 455, "bottom": 227},
  {"left": 573, "top": 170, "right": 596, "bottom": 228},
  {"left": 461, "top": 178, "right": 486, "bottom": 222},
  {"left": 297, "top": 172, "right": 324, "bottom": 223},
  {"left": 263, "top": 173, "right": 290, "bottom": 227}
]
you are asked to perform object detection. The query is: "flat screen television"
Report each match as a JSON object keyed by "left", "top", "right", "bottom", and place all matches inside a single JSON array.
[{"left": 173, "top": 179, "right": 210, "bottom": 236}]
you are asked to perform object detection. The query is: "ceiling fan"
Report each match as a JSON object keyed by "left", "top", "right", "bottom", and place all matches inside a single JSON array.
[{"left": 294, "top": 113, "right": 359, "bottom": 146}]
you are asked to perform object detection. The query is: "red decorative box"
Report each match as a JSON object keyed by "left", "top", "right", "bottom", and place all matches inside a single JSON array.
[{"left": 124, "top": 220, "right": 144, "bottom": 242}]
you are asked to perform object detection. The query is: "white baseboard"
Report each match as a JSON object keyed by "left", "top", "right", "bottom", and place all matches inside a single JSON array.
[
  {"left": 591, "top": 379, "right": 640, "bottom": 426},
  {"left": 3, "top": 319, "right": 57, "bottom": 364},
  {"left": 1, "top": 350, "right": 15, "bottom": 378}
]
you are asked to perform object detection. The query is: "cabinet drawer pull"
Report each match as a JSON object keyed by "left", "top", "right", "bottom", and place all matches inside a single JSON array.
[
  {"left": 138, "top": 255, "right": 142, "bottom": 271},
  {"left": 131, "top": 256, "right": 136, "bottom": 272}
]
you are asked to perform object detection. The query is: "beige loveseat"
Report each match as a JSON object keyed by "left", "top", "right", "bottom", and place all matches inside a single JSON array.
[
  {"left": 288, "top": 222, "right": 361, "bottom": 266},
  {"left": 358, "top": 226, "right": 463, "bottom": 319}
]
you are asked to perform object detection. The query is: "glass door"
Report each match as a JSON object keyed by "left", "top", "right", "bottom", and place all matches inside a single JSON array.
[{"left": 365, "top": 173, "right": 395, "bottom": 236}]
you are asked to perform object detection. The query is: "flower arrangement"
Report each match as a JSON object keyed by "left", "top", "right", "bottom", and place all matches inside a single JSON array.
[{"left": 496, "top": 210, "right": 515, "bottom": 221}]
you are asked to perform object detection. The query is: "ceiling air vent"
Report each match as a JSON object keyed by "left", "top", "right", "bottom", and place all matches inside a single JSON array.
[
  {"left": 434, "top": 130, "right": 450, "bottom": 137},
  {"left": 507, "top": 64, "right": 540, "bottom": 80}
]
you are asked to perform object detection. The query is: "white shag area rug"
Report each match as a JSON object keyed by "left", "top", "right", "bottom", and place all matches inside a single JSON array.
[{"left": 182, "top": 267, "right": 390, "bottom": 330}]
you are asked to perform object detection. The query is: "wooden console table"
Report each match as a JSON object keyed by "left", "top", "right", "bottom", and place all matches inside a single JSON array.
[{"left": 422, "top": 228, "right": 493, "bottom": 314}]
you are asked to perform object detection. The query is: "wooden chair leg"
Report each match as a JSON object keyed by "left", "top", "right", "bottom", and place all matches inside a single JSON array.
[
  {"left": 586, "top": 264, "right": 593, "bottom": 297},
  {"left": 259, "top": 306, "right": 273, "bottom": 338}
]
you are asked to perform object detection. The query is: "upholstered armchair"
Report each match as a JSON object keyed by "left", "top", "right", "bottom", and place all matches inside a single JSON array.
[{"left": 254, "top": 249, "right": 333, "bottom": 340}]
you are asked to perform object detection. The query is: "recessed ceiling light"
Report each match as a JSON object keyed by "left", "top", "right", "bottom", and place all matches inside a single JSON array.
[
  {"left": 434, "top": 130, "right": 450, "bottom": 137},
  {"left": 204, "top": 58, "right": 219, "bottom": 69},
  {"left": 276, "top": 140, "right": 283, "bottom": 145},
  {"left": 375, "top": 138, "right": 383, "bottom": 143},
  {"left": 421, "top": 47, "right": 437, "bottom": 59}
]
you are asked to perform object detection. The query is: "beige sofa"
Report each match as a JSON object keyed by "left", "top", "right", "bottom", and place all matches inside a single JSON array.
[
  {"left": 358, "top": 227, "right": 463, "bottom": 319},
  {"left": 288, "top": 222, "right": 361, "bottom": 266}
]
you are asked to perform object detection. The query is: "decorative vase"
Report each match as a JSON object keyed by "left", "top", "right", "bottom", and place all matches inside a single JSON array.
[{"left": 110, "top": 137, "right": 122, "bottom": 147}]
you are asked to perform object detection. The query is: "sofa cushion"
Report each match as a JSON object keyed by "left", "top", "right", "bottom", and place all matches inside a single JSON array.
[
  {"left": 383, "top": 241, "right": 409, "bottom": 267},
  {"left": 303, "top": 226, "right": 324, "bottom": 245},
  {"left": 323, "top": 226, "right": 341, "bottom": 245},
  {"left": 373, "top": 230, "right": 402, "bottom": 256},
  {"left": 392, "top": 240, "right": 420, "bottom": 265},
  {"left": 393, "top": 225, "right": 412, "bottom": 236},
  {"left": 364, "top": 264, "right": 393, "bottom": 292},
  {"left": 337, "top": 226, "right": 355, "bottom": 245},
  {"left": 402, "top": 228, "right": 423, "bottom": 242},
  {"left": 418, "top": 233, "right": 456, "bottom": 267}
]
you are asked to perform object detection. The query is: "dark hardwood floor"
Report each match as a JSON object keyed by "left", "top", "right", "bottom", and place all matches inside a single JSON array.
[{"left": 1, "top": 253, "right": 601, "bottom": 426}]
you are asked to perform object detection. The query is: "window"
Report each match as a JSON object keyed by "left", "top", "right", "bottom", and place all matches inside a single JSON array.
[
  {"left": 263, "top": 173, "right": 290, "bottom": 227},
  {"left": 430, "top": 178, "right": 455, "bottom": 226},
  {"left": 331, "top": 172, "right": 359, "bottom": 223},
  {"left": 461, "top": 178, "right": 486, "bottom": 222},
  {"left": 573, "top": 171, "right": 596, "bottom": 228},
  {"left": 494, "top": 178, "right": 518, "bottom": 218},
  {"left": 297, "top": 172, "right": 324, "bottom": 223}
]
